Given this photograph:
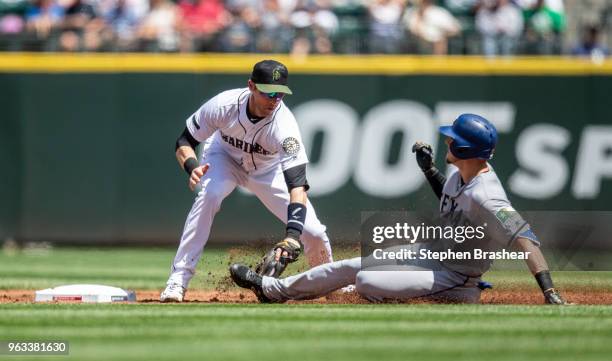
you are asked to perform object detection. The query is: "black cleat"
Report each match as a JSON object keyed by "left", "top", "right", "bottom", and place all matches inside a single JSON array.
[{"left": 229, "top": 264, "right": 272, "bottom": 303}]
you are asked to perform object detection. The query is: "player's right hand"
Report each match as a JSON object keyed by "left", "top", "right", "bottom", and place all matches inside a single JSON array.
[
  {"left": 412, "top": 141, "right": 434, "bottom": 171},
  {"left": 544, "top": 288, "right": 571, "bottom": 305},
  {"left": 189, "top": 163, "right": 210, "bottom": 191}
]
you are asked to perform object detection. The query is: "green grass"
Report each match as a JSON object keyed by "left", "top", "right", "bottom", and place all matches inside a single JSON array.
[
  {"left": 1, "top": 303, "right": 612, "bottom": 361},
  {"left": 1, "top": 246, "right": 611, "bottom": 291},
  {"left": 1, "top": 247, "right": 612, "bottom": 361},
  {"left": 0, "top": 248, "right": 173, "bottom": 290},
  {"left": 0, "top": 245, "right": 363, "bottom": 290}
]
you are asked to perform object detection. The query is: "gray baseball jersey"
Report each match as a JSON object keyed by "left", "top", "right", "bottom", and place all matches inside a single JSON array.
[
  {"left": 261, "top": 165, "right": 540, "bottom": 304},
  {"left": 438, "top": 165, "right": 539, "bottom": 276}
]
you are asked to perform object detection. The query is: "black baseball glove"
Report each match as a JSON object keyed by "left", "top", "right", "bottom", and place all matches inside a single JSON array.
[
  {"left": 412, "top": 141, "right": 434, "bottom": 172},
  {"left": 255, "top": 238, "right": 302, "bottom": 278},
  {"left": 544, "top": 288, "right": 570, "bottom": 305}
]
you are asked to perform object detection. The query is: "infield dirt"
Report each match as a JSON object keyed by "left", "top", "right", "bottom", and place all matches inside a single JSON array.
[{"left": 2, "top": 289, "right": 612, "bottom": 305}]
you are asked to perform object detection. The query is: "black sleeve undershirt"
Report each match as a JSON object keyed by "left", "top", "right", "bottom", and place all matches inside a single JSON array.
[
  {"left": 283, "top": 164, "right": 310, "bottom": 192},
  {"left": 175, "top": 127, "right": 200, "bottom": 151},
  {"left": 424, "top": 167, "right": 446, "bottom": 200}
]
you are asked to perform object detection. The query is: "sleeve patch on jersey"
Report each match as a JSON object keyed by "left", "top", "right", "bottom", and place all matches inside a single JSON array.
[
  {"left": 495, "top": 207, "right": 525, "bottom": 231},
  {"left": 191, "top": 115, "right": 200, "bottom": 130},
  {"left": 282, "top": 137, "right": 300, "bottom": 156}
]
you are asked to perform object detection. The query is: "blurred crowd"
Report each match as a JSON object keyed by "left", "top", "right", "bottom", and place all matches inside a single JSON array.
[{"left": 0, "top": 0, "right": 609, "bottom": 57}]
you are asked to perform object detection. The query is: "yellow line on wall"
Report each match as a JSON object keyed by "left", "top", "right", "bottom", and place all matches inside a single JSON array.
[{"left": 0, "top": 53, "right": 611, "bottom": 75}]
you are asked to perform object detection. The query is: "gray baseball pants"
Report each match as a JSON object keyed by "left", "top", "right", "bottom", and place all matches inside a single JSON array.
[{"left": 262, "top": 246, "right": 481, "bottom": 303}]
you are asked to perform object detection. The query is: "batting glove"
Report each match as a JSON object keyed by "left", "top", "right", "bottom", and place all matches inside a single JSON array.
[{"left": 412, "top": 141, "right": 434, "bottom": 172}]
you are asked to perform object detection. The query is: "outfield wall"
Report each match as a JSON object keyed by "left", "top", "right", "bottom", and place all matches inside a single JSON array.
[{"left": 1, "top": 54, "right": 611, "bottom": 244}]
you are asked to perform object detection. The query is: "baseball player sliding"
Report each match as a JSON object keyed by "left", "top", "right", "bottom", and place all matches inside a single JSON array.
[
  {"left": 160, "top": 60, "right": 333, "bottom": 302},
  {"left": 230, "top": 114, "right": 568, "bottom": 304}
]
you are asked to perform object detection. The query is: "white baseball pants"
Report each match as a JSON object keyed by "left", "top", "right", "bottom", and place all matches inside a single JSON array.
[{"left": 166, "top": 148, "right": 333, "bottom": 288}]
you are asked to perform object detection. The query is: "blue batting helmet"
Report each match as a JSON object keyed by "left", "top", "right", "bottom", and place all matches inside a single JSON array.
[{"left": 439, "top": 113, "right": 498, "bottom": 160}]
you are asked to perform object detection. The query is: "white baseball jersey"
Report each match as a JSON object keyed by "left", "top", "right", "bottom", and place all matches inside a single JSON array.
[
  {"left": 166, "top": 88, "right": 334, "bottom": 289},
  {"left": 185, "top": 88, "right": 308, "bottom": 174},
  {"left": 439, "top": 165, "right": 539, "bottom": 276}
]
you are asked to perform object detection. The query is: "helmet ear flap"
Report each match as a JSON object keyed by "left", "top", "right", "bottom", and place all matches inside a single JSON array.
[{"left": 450, "top": 143, "right": 475, "bottom": 160}]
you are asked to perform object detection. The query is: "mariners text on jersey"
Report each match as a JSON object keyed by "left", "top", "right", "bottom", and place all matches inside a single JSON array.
[
  {"left": 220, "top": 133, "right": 271, "bottom": 155},
  {"left": 185, "top": 88, "right": 309, "bottom": 173}
]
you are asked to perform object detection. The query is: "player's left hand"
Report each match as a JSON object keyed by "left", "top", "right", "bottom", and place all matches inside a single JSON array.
[
  {"left": 274, "top": 237, "right": 302, "bottom": 262},
  {"left": 255, "top": 237, "right": 302, "bottom": 278},
  {"left": 412, "top": 141, "right": 434, "bottom": 171},
  {"left": 544, "top": 288, "right": 571, "bottom": 305},
  {"left": 274, "top": 237, "right": 301, "bottom": 262}
]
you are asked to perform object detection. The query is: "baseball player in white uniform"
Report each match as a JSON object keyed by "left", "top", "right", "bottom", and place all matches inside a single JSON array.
[
  {"left": 229, "top": 114, "right": 569, "bottom": 305},
  {"left": 160, "top": 60, "right": 333, "bottom": 302}
]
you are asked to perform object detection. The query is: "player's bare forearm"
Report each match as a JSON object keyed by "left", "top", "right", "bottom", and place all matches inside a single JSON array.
[
  {"left": 175, "top": 145, "right": 209, "bottom": 191},
  {"left": 516, "top": 237, "right": 568, "bottom": 304},
  {"left": 256, "top": 186, "right": 308, "bottom": 274},
  {"left": 289, "top": 186, "right": 307, "bottom": 205},
  {"left": 515, "top": 237, "right": 549, "bottom": 275},
  {"left": 176, "top": 145, "right": 197, "bottom": 169}
]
